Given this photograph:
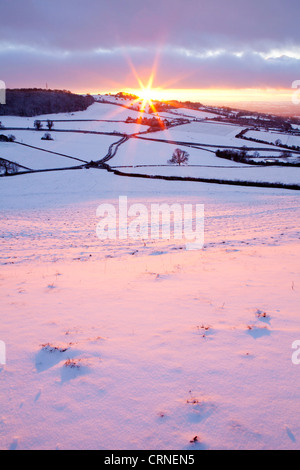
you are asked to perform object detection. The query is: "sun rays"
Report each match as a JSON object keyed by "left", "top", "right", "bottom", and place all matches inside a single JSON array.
[{"left": 126, "top": 65, "right": 158, "bottom": 113}]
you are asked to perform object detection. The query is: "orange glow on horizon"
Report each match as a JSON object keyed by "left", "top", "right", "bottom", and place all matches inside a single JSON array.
[
  {"left": 123, "top": 87, "right": 295, "bottom": 104},
  {"left": 86, "top": 87, "right": 296, "bottom": 107}
]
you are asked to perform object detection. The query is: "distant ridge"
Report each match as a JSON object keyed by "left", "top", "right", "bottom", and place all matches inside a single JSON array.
[{"left": 0, "top": 88, "right": 94, "bottom": 117}]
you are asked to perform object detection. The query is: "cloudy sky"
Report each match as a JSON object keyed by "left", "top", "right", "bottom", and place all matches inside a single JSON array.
[{"left": 1, "top": 0, "right": 300, "bottom": 99}]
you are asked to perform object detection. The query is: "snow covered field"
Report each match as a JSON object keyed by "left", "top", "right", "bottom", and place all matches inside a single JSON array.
[
  {"left": 246, "top": 130, "right": 300, "bottom": 147},
  {"left": 1, "top": 102, "right": 149, "bottom": 125},
  {"left": 0, "top": 132, "right": 118, "bottom": 169},
  {"left": 111, "top": 138, "right": 300, "bottom": 185},
  {"left": 0, "top": 101, "right": 300, "bottom": 450},
  {"left": 145, "top": 121, "right": 275, "bottom": 148}
]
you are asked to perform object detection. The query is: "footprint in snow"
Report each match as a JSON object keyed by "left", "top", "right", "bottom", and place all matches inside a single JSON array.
[
  {"left": 35, "top": 343, "right": 75, "bottom": 372},
  {"left": 9, "top": 437, "right": 19, "bottom": 450},
  {"left": 246, "top": 325, "right": 271, "bottom": 339},
  {"left": 183, "top": 439, "right": 208, "bottom": 450},
  {"left": 60, "top": 358, "right": 91, "bottom": 383},
  {"left": 255, "top": 309, "right": 271, "bottom": 324},
  {"left": 285, "top": 425, "right": 296, "bottom": 443},
  {"left": 150, "top": 250, "right": 167, "bottom": 256}
]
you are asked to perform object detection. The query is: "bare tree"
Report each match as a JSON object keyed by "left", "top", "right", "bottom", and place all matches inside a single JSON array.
[
  {"left": 168, "top": 148, "right": 189, "bottom": 166},
  {"left": 47, "top": 120, "right": 54, "bottom": 130},
  {"left": 34, "top": 120, "right": 43, "bottom": 130}
]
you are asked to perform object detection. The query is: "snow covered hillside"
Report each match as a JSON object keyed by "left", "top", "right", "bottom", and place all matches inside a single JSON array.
[{"left": 0, "top": 98, "right": 299, "bottom": 450}]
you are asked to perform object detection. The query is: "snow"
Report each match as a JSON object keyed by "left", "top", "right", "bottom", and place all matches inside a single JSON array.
[
  {"left": 145, "top": 121, "right": 275, "bottom": 148},
  {"left": 0, "top": 101, "right": 300, "bottom": 450},
  {"left": 160, "top": 108, "right": 221, "bottom": 120},
  {"left": 0, "top": 132, "right": 120, "bottom": 169},
  {"left": 0, "top": 102, "right": 153, "bottom": 126},
  {"left": 111, "top": 132, "right": 300, "bottom": 186},
  {"left": 115, "top": 163, "right": 300, "bottom": 186},
  {"left": 246, "top": 130, "right": 300, "bottom": 148}
]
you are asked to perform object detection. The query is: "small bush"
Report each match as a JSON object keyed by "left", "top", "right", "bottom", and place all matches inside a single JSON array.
[
  {"left": 41, "top": 132, "right": 53, "bottom": 140},
  {"left": 0, "top": 134, "right": 15, "bottom": 142},
  {"left": 0, "top": 158, "right": 18, "bottom": 175}
]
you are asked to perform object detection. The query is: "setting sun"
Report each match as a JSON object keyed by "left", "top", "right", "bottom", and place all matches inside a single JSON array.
[
  {"left": 138, "top": 87, "right": 154, "bottom": 103},
  {"left": 134, "top": 73, "right": 158, "bottom": 112}
]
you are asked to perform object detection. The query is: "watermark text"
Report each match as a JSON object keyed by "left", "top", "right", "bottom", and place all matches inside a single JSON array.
[
  {"left": 292, "top": 340, "right": 300, "bottom": 365},
  {"left": 0, "top": 80, "right": 6, "bottom": 105},
  {"left": 292, "top": 80, "right": 300, "bottom": 105},
  {"left": 96, "top": 196, "right": 204, "bottom": 250},
  {"left": 0, "top": 340, "right": 6, "bottom": 365}
]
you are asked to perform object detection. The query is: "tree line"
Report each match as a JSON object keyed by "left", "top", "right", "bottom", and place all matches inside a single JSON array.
[{"left": 0, "top": 89, "right": 94, "bottom": 117}]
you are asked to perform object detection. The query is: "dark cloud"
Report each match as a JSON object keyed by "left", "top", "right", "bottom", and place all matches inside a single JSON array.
[
  {"left": 1, "top": 0, "right": 300, "bottom": 90},
  {"left": 1, "top": 0, "right": 299, "bottom": 50},
  {"left": 1, "top": 47, "right": 299, "bottom": 91}
]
